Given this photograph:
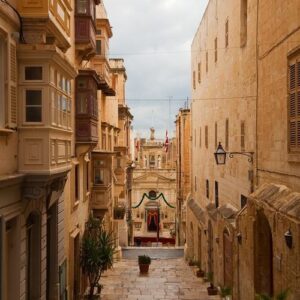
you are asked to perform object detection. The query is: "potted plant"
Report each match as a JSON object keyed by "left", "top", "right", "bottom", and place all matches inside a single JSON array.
[
  {"left": 188, "top": 258, "right": 197, "bottom": 266},
  {"left": 219, "top": 285, "right": 232, "bottom": 300},
  {"left": 113, "top": 206, "right": 126, "bottom": 220},
  {"left": 207, "top": 272, "right": 218, "bottom": 295},
  {"left": 81, "top": 215, "right": 116, "bottom": 299},
  {"left": 138, "top": 255, "right": 151, "bottom": 274},
  {"left": 255, "top": 289, "right": 289, "bottom": 300},
  {"left": 196, "top": 262, "right": 205, "bottom": 277}
]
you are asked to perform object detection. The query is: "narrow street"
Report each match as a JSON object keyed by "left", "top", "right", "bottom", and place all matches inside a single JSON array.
[{"left": 100, "top": 256, "right": 219, "bottom": 300}]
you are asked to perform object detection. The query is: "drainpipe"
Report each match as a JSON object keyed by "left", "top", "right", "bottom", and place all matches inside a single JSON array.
[{"left": 0, "top": 0, "right": 26, "bottom": 43}]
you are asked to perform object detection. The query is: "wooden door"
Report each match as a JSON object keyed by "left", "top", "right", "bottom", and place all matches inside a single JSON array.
[{"left": 223, "top": 230, "right": 233, "bottom": 287}]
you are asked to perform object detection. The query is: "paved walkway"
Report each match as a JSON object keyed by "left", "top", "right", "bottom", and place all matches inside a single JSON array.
[{"left": 100, "top": 258, "right": 220, "bottom": 300}]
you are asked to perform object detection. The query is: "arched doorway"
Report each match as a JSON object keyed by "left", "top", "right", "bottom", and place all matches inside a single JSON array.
[
  {"left": 254, "top": 211, "right": 273, "bottom": 296},
  {"left": 26, "top": 212, "right": 41, "bottom": 300},
  {"left": 223, "top": 229, "right": 233, "bottom": 287},
  {"left": 147, "top": 209, "right": 158, "bottom": 231},
  {"left": 208, "top": 220, "right": 214, "bottom": 274}
]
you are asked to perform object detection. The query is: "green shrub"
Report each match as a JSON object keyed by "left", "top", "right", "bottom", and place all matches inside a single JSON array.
[{"left": 138, "top": 255, "right": 151, "bottom": 265}]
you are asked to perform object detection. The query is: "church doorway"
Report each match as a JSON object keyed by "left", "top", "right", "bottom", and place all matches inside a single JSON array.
[
  {"left": 254, "top": 211, "right": 274, "bottom": 296},
  {"left": 147, "top": 209, "right": 159, "bottom": 232}
]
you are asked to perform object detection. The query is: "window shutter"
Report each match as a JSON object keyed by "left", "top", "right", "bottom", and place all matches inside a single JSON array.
[
  {"left": 297, "top": 62, "right": 300, "bottom": 148},
  {"left": 0, "top": 215, "right": 3, "bottom": 300},
  {"left": 8, "top": 41, "right": 17, "bottom": 128},
  {"left": 289, "top": 62, "right": 300, "bottom": 151}
]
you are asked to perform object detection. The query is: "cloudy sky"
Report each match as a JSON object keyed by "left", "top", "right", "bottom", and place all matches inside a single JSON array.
[{"left": 104, "top": 0, "right": 208, "bottom": 139}]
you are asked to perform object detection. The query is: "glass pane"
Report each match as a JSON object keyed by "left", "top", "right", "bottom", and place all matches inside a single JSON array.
[
  {"left": 77, "top": 78, "right": 87, "bottom": 89},
  {"left": 26, "top": 107, "right": 42, "bottom": 122},
  {"left": 61, "top": 96, "right": 67, "bottom": 111},
  {"left": 77, "top": 0, "right": 88, "bottom": 14},
  {"left": 77, "top": 93, "right": 88, "bottom": 113},
  {"left": 96, "top": 40, "right": 101, "bottom": 55},
  {"left": 25, "top": 66, "right": 43, "bottom": 80},
  {"left": 26, "top": 90, "right": 42, "bottom": 105}
]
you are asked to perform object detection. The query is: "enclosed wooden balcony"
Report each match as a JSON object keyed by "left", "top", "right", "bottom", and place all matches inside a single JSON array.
[
  {"left": 75, "top": 70, "right": 100, "bottom": 145},
  {"left": 92, "top": 57, "right": 115, "bottom": 96},
  {"left": 18, "top": 0, "right": 72, "bottom": 50},
  {"left": 91, "top": 153, "right": 113, "bottom": 210},
  {"left": 75, "top": 17, "right": 96, "bottom": 57},
  {"left": 75, "top": 0, "right": 98, "bottom": 58}
]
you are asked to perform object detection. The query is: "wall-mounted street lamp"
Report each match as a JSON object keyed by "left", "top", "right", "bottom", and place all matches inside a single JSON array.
[
  {"left": 284, "top": 229, "right": 293, "bottom": 249},
  {"left": 214, "top": 142, "right": 255, "bottom": 193},
  {"left": 214, "top": 142, "right": 254, "bottom": 165}
]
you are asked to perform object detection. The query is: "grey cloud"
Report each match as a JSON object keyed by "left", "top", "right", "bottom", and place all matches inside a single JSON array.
[{"left": 104, "top": 0, "right": 208, "bottom": 138}]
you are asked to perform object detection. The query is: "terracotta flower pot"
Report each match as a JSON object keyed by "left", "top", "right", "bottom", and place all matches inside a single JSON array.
[
  {"left": 139, "top": 263, "right": 150, "bottom": 274},
  {"left": 196, "top": 269, "right": 205, "bottom": 277},
  {"left": 207, "top": 286, "right": 218, "bottom": 295}
]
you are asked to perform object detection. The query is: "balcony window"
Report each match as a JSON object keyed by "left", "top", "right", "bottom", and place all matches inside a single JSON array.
[
  {"left": 76, "top": 0, "right": 95, "bottom": 18},
  {"left": 94, "top": 160, "right": 106, "bottom": 184},
  {"left": 76, "top": 76, "right": 98, "bottom": 118},
  {"left": 25, "top": 66, "right": 43, "bottom": 81},
  {"left": 77, "top": 93, "right": 88, "bottom": 114},
  {"left": 48, "top": 68, "right": 72, "bottom": 129},
  {"left": 26, "top": 90, "right": 42, "bottom": 122},
  {"left": 77, "top": 0, "right": 88, "bottom": 14},
  {"left": 96, "top": 40, "right": 101, "bottom": 55}
]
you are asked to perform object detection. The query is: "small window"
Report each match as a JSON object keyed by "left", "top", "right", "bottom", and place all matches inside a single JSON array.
[
  {"left": 195, "top": 176, "right": 197, "bottom": 192},
  {"left": 240, "top": 0, "right": 248, "bottom": 47},
  {"left": 214, "top": 38, "right": 218, "bottom": 62},
  {"left": 193, "top": 71, "right": 196, "bottom": 89},
  {"left": 205, "top": 125, "right": 208, "bottom": 148},
  {"left": 149, "top": 190, "right": 157, "bottom": 199},
  {"left": 198, "top": 62, "right": 201, "bottom": 83},
  {"left": 96, "top": 40, "right": 101, "bottom": 55},
  {"left": 206, "top": 179, "right": 209, "bottom": 199},
  {"left": 241, "top": 121, "right": 245, "bottom": 151},
  {"left": 225, "top": 119, "right": 229, "bottom": 150},
  {"left": 25, "top": 66, "right": 43, "bottom": 80},
  {"left": 225, "top": 20, "right": 229, "bottom": 48},
  {"left": 25, "top": 90, "right": 42, "bottom": 122},
  {"left": 96, "top": 29, "right": 101, "bottom": 35},
  {"left": 215, "top": 181, "right": 219, "bottom": 208},
  {"left": 199, "top": 127, "right": 201, "bottom": 148},
  {"left": 215, "top": 122, "right": 218, "bottom": 148},
  {"left": 241, "top": 194, "right": 247, "bottom": 208}
]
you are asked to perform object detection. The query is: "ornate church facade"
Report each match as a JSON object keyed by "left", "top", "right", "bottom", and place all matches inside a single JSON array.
[{"left": 131, "top": 129, "right": 176, "bottom": 246}]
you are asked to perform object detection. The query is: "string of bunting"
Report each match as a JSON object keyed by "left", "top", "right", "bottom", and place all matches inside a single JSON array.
[{"left": 132, "top": 192, "right": 176, "bottom": 209}]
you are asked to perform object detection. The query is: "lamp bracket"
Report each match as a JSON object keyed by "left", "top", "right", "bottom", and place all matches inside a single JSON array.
[{"left": 228, "top": 152, "right": 254, "bottom": 163}]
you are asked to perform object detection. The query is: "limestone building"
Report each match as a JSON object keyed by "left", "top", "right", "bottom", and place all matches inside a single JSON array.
[
  {"left": 175, "top": 108, "right": 191, "bottom": 246},
  {"left": 188, "top": 0, "right": 300, "bottom": 299},
  {"left": 131, "top": 129, "right": 176, "bottom": 245},
  {"left": 0, "top": 0, "right": 132, "bottom": 298}
]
